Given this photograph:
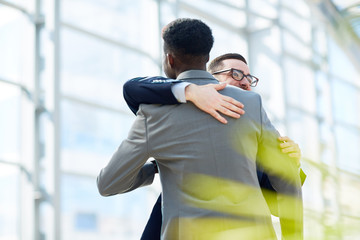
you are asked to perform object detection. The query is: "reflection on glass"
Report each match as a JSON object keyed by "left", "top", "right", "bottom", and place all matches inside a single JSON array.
[{"left": 0, "top": 82, "right": 20, "bottom": 162}]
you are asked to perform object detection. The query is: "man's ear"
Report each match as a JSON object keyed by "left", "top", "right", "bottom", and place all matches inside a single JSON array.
[
  {"left": 167, "top": 53, "right": 175, "bottom": 68},
  {"left": 205, "top": 54, "right": 209, "bottom": 63}
]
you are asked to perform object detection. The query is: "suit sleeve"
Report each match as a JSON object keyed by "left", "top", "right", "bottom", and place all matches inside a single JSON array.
[
  {"left": 97, "top": 110, "right": 150, "bottom": 196},
  {"left": 121, "top": 162, "right": 157, "bottom": 193},
  {"left": 123, "top": 77, "right": 180, "bottom": 114},
  {"left": 256, "top": 96, "right": 303, "bottom": 239}
]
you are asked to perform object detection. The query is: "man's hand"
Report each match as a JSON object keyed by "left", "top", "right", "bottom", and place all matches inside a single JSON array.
[
  {"left": 278, "top": 136, "right": 301, "bottom": 167},
  {"left": 185, "top": 83, "right": 245, "bottom": 124}
]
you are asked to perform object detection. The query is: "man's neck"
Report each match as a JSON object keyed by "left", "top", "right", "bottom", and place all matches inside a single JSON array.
[{"left": 175, "top": 65, "right": 207, "bottom": 78}]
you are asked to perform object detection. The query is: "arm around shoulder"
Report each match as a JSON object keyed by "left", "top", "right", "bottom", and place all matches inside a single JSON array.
[{"left": 123, "top": 77, "right": 180, "bottom": 115}]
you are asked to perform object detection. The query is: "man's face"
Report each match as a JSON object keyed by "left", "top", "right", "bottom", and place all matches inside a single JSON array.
[{"left": 214, "top": 59, "right": 252, "bottom": 91}]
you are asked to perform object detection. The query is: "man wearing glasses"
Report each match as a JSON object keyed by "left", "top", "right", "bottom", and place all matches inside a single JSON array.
[
  {"left": 209, "top": 53, "right": 259, "bottom": 91},
  {"left": 123, "top": 52, "right": 305, "bottom": 240}
]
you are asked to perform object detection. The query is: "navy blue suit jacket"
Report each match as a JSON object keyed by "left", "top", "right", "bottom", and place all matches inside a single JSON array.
[{"left": 122, "top": 76, "right": 306, "bottom": 239}]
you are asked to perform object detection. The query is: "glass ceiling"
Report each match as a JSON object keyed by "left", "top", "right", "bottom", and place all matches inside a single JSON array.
[{"left": 331, "top": 0, "right": 360, "bottom": 38}]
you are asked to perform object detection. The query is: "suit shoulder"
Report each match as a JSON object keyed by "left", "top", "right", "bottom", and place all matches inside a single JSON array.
[{"left": 222, "top": 85, "right": 261, "bottom": 99}]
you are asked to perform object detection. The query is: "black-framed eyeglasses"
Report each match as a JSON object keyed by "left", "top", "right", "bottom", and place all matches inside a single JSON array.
[{"left": 212, "top": 68, "right": 259, "bottom": 87}]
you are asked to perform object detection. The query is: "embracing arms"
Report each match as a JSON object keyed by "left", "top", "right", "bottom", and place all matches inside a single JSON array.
[{"left": 123, "top": 77, "right": 245, "bottom": 124}]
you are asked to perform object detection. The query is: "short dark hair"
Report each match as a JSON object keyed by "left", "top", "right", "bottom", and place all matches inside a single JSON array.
[
  {"left": 207, "top": 53, "right": 248, "bottom": 73},
  {"left": 162, "top": 18, "right": 214, "bottom": 58}
]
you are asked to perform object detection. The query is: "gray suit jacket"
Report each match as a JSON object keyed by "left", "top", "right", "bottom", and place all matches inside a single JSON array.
[{"left": 97, "top": 70, "right": 303, "bottom": 240}]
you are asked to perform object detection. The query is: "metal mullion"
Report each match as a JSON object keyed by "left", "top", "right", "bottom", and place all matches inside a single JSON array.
[
  {"left": 0, "top": 0, "right": 29, "bottom": 13},
  {"left": 278, "top": 0, "right": 290, "bottom": 136},
  {"left": 0, "top": 78, "right": 33, "bottom": 100},
  {"left": 281, "top": 4, "right": 312, "bottom": 21},
  {"left": 53, "top": 1, "right": 61, "bottom": 239}
]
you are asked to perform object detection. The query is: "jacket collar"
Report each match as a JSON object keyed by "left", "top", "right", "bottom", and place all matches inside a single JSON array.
[{"left": 176, "top": 70, "right": 219, "bottom": 85}]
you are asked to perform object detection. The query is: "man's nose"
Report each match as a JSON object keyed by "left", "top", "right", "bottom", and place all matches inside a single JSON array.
[{"left": 240, "top": 79, "right": 250, "bottom": 89}]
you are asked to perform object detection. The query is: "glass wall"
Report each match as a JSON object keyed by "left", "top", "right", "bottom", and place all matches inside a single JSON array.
[{"left": 1, "top": 0, "right": 359, "bottom": 239}]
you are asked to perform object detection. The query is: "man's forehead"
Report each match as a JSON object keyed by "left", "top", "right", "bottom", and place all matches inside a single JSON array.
[{"left": 222, "top": 58, "right": 248, "bottom": 69}]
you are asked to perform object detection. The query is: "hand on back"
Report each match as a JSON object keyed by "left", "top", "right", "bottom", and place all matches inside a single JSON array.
[{"left": 185, "top": 83, "right": 245, "bottom": 124}]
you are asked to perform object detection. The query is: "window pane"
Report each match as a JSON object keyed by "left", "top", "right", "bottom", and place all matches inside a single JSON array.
[
  {"left": 313, "top": 28, "right": 328, "bottom": 57},
  {"left": 281, "top": 0, "right": 310, "bottom": 18},
  {"left": 61, "top": 99, "right": 134, "bottom": 175},
  {"left": 61, "top": 174, "right": 158, "bottom": 240},
  {"left": 339, "top": 173, "right": 360, "bottom": 217},
  {"left": 251, "top": 27, "right": 285, "bottom": 120},
  {"left": 211, "top": 25, "right": 247, "bottom": 62},
  {"left": 61, "top": 28, "right": 159, "bottom": 110},
  {"left": 316, "top": 72, "right": 332, "bottom": 121},
  {"left": 302, "top": 165, "right": 323, "bottom": 211},
  {"left": 287, "top": 110, "right": 320, "bottom": 161},
  {"left": 249, "top": 0, "right": 278, "bottom": 20},
  {"left": 181, "top": 0, "right": 246, "bottom": 28},
  {"left": 62, "top": 0, "right": 159, "bottom": 57},
  {"left": 0, "top": 6, "right": 34, "bottom": 84},
  {"left": 329, "top": 38, "right": 360, "bottom": 87},
  {"left": 335, "top": 126, "right": 360, "bottom": 173},
  {"left": 284, "top": 58, "right": 316, "bottom": 113},
  {"left": 0, "top": 82, "right": 20, "bottom": 162},
  {"left": 332, "top": 79, "right": 360, "bottom": 127}
]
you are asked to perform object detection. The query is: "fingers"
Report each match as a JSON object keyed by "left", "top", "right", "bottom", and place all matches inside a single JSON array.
[
  {"left": 187, "top": 83, "right": 246, "bottom": 124},
  {"left": 209, "top": 110, "right": 228, "bottom": 124},
  {"left": 222, "top": 95, "right": 245, "bottom": 109},
  {"left": 278, "top": 136, "right": 302, "bottom": 167},
  {"left": 220, "top": 100, "right": 245, "bottom": 116},
  {"left": 217, "top": 105, "right": 241, "bottom": 119},
  {"left": 278, "top": 136, "right": 293, "bottom": 142},
  {"left": 205, "top": 83, "right": 244, "bottom": 109}
]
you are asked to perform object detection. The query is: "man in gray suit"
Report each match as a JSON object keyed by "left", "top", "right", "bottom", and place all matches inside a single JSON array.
[{"left": 97, "top": 18, "right": 303, "bottom": 239}]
